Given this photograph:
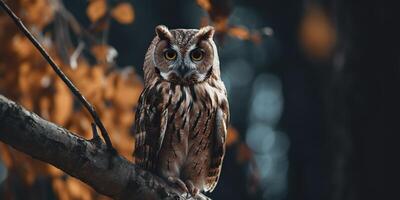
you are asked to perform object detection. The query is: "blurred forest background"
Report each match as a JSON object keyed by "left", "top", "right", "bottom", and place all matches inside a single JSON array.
[{"left": 1, "top": 0, "right": 399, "bottom": 200}]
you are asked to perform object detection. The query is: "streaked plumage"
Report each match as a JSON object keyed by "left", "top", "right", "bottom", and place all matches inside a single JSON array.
[{"left": 134, "top": 25, "right": 229, "bottom": 196}]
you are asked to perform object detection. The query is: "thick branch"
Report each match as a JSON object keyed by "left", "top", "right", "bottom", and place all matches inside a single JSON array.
[{"left": 0, "top": 95, "right": 197, "bottom": 200}]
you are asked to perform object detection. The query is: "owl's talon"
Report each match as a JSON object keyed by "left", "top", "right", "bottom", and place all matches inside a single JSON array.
[
  {"left": 185, "top": 180, "right": 199, "bottom": 197},
  {"left": 167, "top": 176, "right": 189, "bottom": 194}
]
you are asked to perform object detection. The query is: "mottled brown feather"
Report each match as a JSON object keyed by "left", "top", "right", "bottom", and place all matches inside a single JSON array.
[{"left": 134, "top": 26, "right": 229, "bottom": 193}]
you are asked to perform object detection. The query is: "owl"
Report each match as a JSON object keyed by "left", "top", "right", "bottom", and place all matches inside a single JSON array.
[{"left": 133, "top": 25, "right": 229, "bottom": 197}]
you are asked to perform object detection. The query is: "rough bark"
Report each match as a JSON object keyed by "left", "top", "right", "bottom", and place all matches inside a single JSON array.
[{"left": 0, "top": 95, "right": 206, "bottom": 200}]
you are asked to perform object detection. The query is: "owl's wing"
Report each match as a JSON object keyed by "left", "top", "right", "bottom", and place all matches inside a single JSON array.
[
  {"left": 134, "top": 88, "right": 168, "bottom": 172},
  {"left": 206, "top": 108, "right": 229, "bottom": 192}
]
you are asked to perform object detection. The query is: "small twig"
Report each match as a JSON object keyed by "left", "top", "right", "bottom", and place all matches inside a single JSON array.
[
  {"left": 90, "top": 123, "right": 102, "bottom": 146},
  {"left": 0, "top": 0, "right": 116, "bottom": 153}
]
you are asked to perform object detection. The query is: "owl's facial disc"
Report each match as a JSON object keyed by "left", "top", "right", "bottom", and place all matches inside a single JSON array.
[
  {"left": 153, "top": 25, "right": 216, "bottom": 85},
  {"left": 171, "top": 48, "right": 205, "bottom": 77}
]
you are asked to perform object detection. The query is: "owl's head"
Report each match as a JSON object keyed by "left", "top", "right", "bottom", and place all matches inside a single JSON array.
[{"left": 144, "top": 25, "right": 219, "bottom": 85}]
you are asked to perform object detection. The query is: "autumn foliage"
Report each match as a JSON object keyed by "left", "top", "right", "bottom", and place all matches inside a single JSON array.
[{"left": 0, "top": 0, "right": 139, "bottom": 199}]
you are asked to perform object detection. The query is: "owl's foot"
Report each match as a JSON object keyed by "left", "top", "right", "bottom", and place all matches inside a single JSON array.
[
  {"left": 167, "top": 176, "right": 189, "bottom": 194},
  {"left": 185, "top": 180, "right": 199, "bottom": 197}
]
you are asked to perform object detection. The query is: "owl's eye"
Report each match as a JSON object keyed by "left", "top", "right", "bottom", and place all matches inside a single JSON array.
[
  {"left": 164, "top": 49, "right": 177, "bottom": 60},
  {"left": 190, "top": 48, "right": 204, "bottom": 61}
]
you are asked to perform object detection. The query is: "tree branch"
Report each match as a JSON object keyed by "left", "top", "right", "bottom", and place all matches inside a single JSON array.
[{"left": 0, "top": 95, "right": 206, "bottom": 200}]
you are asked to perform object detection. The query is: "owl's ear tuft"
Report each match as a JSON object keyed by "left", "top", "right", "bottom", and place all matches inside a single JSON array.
[
  {"left": 195, "top": 26, "right": 215, "bottom": 40},
  {"left": 155, "top": 25, "right": 173, "bottom": 41}
]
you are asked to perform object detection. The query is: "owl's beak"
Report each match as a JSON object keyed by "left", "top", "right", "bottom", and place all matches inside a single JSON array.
[{"left": 176, "top": 66, "right": 191, "bottom": 77}]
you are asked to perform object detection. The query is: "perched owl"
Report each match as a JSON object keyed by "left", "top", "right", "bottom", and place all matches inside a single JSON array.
[{"left": 133, "top": 25, "right": 229, "bottom": 197}]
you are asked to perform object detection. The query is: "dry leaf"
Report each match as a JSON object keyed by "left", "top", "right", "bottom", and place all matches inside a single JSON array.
[
  {"left": 111, "top": 3, "right": 135, "bottom": 24},
  {"left": 197, "top": 0, "right": 212, "bottom": 11},
  {"left": 226, "top": 126, "right": 239, "bottom": 146},
  {"left": 53, "top": 179, "right": 70, "bottom": 200},
  {"left": 20, "top": 0, "right": 54, "bottom": 28},
  {"left": 87, "top": 0, "right": 107, "bottom": 22},
  {"left": 299, "top": 4, "right": 336, "bottom": 59},
  {"left": 52, "top": 78, "right": 73, "bottom": 125},
  {"left": 12, "top": 35, "right": 33, "bottom": 59},
  {"left": 228, "top": 26, "right": 251, "bottom": 40},
  {"left": 90, "top": 45, "right": 117, "bottom": 64},
  {"left": 91, "top": 45, "right": 110, "bottom": 63},
  {"left": 66, "top": 178, "right": 92, "bottom": 200},
  {"left": 198, "top": 0, "right": 232, "bottom": 33},
  {"left": 47, "top": 165, "right": 63, "bottom": 177},
  {"left": 0, "top": 144, "right": 13, "bottom": 168}
]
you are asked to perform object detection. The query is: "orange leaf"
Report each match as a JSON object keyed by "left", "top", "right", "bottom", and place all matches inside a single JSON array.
[
  {"left": 52, "top": 78, "right": 73, "bottom": 125},
  {"left": 299, "top": 4, "right": 336, "bottom": 59},
  {"left": 21, "top": 0, "right": 54, "bottom": 28},
  {"left": 226, "top": 126, "right": 239, "bottom": 146},
  {"left": 228, "top": 26, "right": 251, "bottom": 40},
  {"left": 12, "top": 35, "right": 33, "bottom": 59},
  {"left": 47, "top": 165, "right": 63, "bottom": 177},
  {"left": 66, "top": 178, "right": 92, "bottom": 200},
  {"left": 90, "top": 45, "right": 114, "bottom": 63},
  {"left": 111, "top": 3, "right": 135, "bottom": 24},
  {"left": 0, "top": 144, "right": 13, "bottom": 168},
  {"left": 214, "top": 17, "right": 229, "bottom": 32},
  {"left": 87, "top": 0, "right": 107, "bottom": 22},
  {"left": 196, "top": 0, "right": 212, "bottom": 11},
  {"left": 53, "top": 179, "right": 69, "bottom": 200}
]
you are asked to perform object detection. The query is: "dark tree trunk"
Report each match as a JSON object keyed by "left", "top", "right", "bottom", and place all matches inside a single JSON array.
[{"left": 330, "top": 1, "right": 400, "bottom": 199}]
